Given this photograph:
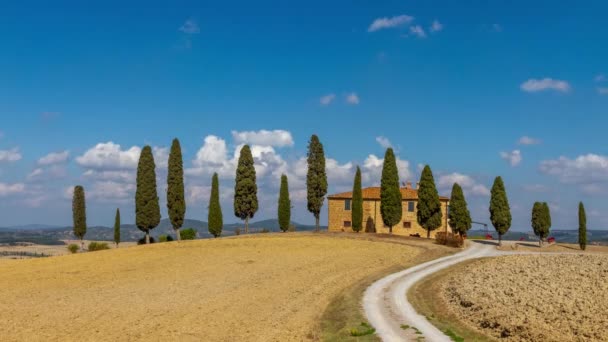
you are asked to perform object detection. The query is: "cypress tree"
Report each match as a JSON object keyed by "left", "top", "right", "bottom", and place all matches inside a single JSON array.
[
  {"left": 380, "top": 148, "right": 402, "bottom": 233},
  {"left": 489, "top": 176, "right": 511, "bottom": 246},
  {"left": 448, "top": 183, "right": 472, "bottom": 237},
  {"left": 543, "top": 202, "right": 552, "bottom": 233},
  {"left": 417, "top": 165, "right": 443, "bottom": 239},
  {"left": 579, "top": 202, "right": 587, "bottom": 251},
  {"left": 278, "top": 174, "right": 291, "bottom": 232},
  {"left": 114, "top": 208, "right": 121, "bottom": 247},
  {"left": 306, "top": 135, "right": 327, "bottom": 232},
  {"left": 351, "top": 166, "right": 363, "bottom": 233},
  {"left": 136, "top": 145, "right": 161, "bottom": 244},
  {"left": 234, "top": 145, "right": 258, "bottom": 234},
  {"left": 208, "top": 173, "right": 223, "bottom": 238},
  {"left": 167, "top": 138, "right": 186, "bottom": 241},
  {"left": 72, "top": 185, "right": 87, "bottom": 250},
  {"left": 531, "top": 202, "right": 546, "bottom": 247}
]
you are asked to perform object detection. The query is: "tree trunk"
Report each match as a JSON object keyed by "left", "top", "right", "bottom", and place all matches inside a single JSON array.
[
  {"left": 389, "top": 226, "right": 392, "bottom": 234},
  {"left": 539, "top": 238, "right": 542, "bottom": 248},
  {"left": 245, "top": 216, "right": 249, "bottom": 234},
  {"left": 315, "top": 216, "right": 320, "bottom": 233},
  {"left": 498, "top": 233, "right": 502, "bottom": 246},
  {"left": 427, "top": 230, "right": 430, "bottom": 239},
  {"left": 175, "top": 228, "right": 181, "bottom": 241},
  {"left": 115, "top": 242, "right": 119, "bottom": 248},
  {"left": 80, "top": 238, "right": 84, "bottom": 251},
  {"left": 145, "top": 231, "right": 150, "bottom": 244}
]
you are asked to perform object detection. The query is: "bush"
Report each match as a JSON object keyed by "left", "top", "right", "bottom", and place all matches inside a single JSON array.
[
  {"left": 435, "top": 232, "right": 465, "bottom": 248},
  {"left": 158, "top": 235, "right": 175, "bottom": 243},
  {"left": 88, "top": 242, "right": 110, "bottom": 251},
  {"left": 67, "top": 244, "right": 79, "bottom": 254},
  {"left": 137, "top": 237, "right": 156, "bottom": 245},
  {"left": 235, "top": 228, "right": 241, "bottom": 236},
  {"left": 260, "top": 228, "right": 270, "bottom": 233},
  {"left": 180, "top": 228, "right": 197, "bottom": 240},
  {"left": 349, "top": 322, "right": 376, "bottom": 337}
]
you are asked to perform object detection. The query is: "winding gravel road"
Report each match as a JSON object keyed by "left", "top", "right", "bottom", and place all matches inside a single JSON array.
[{"left": 363, "top": 241, "right": 510, "bottom": 341}]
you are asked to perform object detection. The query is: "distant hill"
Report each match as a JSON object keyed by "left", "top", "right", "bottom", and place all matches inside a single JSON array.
[
  {"left": 0, "top": 219, "right": 324, "bottom": 245},
  {"left": 468, "top": 229, "right": 608, "bottom": 245}
]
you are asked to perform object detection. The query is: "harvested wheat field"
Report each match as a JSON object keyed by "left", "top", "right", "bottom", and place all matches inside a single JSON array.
[
  {"left": 0, "top": 233, "right": 450, "bottom": 342},
  {"left": 440, "top": 254, "right": 608, "bottom": 342}
]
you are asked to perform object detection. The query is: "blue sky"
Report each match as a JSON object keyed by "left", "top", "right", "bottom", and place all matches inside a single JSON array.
[{"left": 0, "top": 0, "right": 607, "bottom": 230}]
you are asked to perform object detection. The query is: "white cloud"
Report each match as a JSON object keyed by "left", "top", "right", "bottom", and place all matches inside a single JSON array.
[
  {"left": 0, "top": 182, "right": 25, "bottom": 196},
  {"left": 88, "top": 181, "right": 136, "bottom": 202},
  {"left": 38, "top": 150, "right": 69, "bottom": 165},
  {"left": 368, "top": 15, "right": 414, "bottom": 32},
  {"left": 83, "top": 170, "right": 133, "bottom": 182},
  {"left": 500, "top": 150, "right": 522, "bottom": 167},
  {"left": 361, "top": 154, "right": 411, "bottom": 186},
  {"left": 520, "top": 78, "right": 571, "bottom": 93},
  {"left": 320, "top": 93, "right": 336, "bottom": 106},
  {"left": 597, "top": 87, "right": 608, "bottom": 95},
  {"left": 76, "top": 142, "right": 141, "bottom": 170},
  {"left": 231, "top": 130, "right": 294, "bottom": 147},
  {"left": 409, "top": 25, "right": 427, "bottom": 38},
  {"left": 437, "top": 173, "right": 490, "bottom": 196},
  {"left": 518, "top": 136, "right": 541, "bottom": 145},
  {"left": 27, "top": 168, "right": 44, "bottom": 180},
  {"left": 375, "top": 136, "right": 392, "bottom": 149},
  {"left": 0, "top": 148, "right": 22, "bottom": 162},
  {"left": 540, "top": 154, "right": 608, "bottom": 184},
  {"left": 179, "top": 19, "right": 200, "bottom": 34},
  {"left": 595, "top": 74, "right": 605, "bottom": 82},
  {"left": 346, "top": 92, "right": 360, "bottom": 105},
  {"left": 430, "top": 20, "right": 443, "bottom": 33}
]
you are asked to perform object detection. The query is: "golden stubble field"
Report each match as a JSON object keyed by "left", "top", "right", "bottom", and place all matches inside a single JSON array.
[
  {"left": 0, "top": 233, "right": 449, "bottom": 341},
  {"left": 440, "top": 254, "right": 608, "bottom": 342}
]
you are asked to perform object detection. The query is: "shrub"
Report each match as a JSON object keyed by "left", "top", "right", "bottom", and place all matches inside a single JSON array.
[
  {"left": 260, "top": 228, "right": 270, "bottom": 233},
  {"left": 158, "top": 235, "right": 175, "bottom": 243},
  {"left": 349, "top": 322, "right": 376, "bottom": 337},
  {"left": 67, "top": 244, "right": 79, "bottom": 254},
  {"left": 138, "top": 237, "right": 156, "bottom": 245},
  {"left": 180, "top": 228, "right": 197, "bottom": 240},
  {"left": 88, "top": 242, "right": 110, "bottom": 251},
  {"left": 435, "top": 232, "right": 465, "bottom": 248}
]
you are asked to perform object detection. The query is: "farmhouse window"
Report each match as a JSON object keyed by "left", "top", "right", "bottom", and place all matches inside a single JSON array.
[
  {"left": 408, "top": 201, "right": 415, "bottom": 212},
  {"left": 344, "top": 199, "right": 351, "bottom": 210},
  {"left": 344, "top": 221, "right": 352, "bottom": 228},
  {"left": 403, "top": 221, "right": 412, "bottom": 228}
]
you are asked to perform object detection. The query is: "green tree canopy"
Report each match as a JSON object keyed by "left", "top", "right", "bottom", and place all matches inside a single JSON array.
[
  {"left": 234, "top": 145, "right": 258, "bottom": 234},
  {"left": 489, "top": 176, "right": 511, "bottom": 246},
  {"left": 114, "top": 208, "right": 121, "bottom": 247},
  {"left": 167, "top": 138, "right": 186, "bottom": 241},
  {"left": 306, "top": 135, "right": 327, "bottom": 232},
  {"left": 448, "top": 183, "right": 472, "bottom": 237},
  {"left": 417, "top": 165, "right": 443, "bottom": 238},
  {"left": 136, "top": 145, "right": 161, "bottom": 244},
  {"left": 579, "top": 202, "right": 587, "bottom": 251},
  {"left": 72, "top": 185, "right": 87, "bottom": 250},
  {"left": 351, "top": 166, "right": 363, "bottom": 233},
  {"left": 531, "top": 202, "right": 550, "bottom": 246},
  {"left": 278, "top": 174, "right": 291, "bottom": 232},
  {"left": 208, "top": 173, "right": 223, "bottom": 238},
  {"left": 380, "top": 148, "right": 402, "bottom": 233}
]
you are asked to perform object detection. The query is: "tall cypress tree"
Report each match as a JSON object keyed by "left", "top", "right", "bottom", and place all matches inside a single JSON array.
[
  {"left": 72, "top": 185, "right": 87, "bottom": 250},
  {"left": 278, "top": 174, "right": 291, "bottom": 232},
  {"left": 351, "top": 166, "right": 363, "bottom": 233},
  {"left": 579, "top": 202, "right": 587, "bottom": 251},
  {"left": 380, "top": 148, "right": 402, "bottom": 233},
  {"left": 208, "top": 173, "right": 223, "bottom": 238},
  {"left": 531, "top": 202, "right": 546, "bottom": 247},
  {"left": 114, "top": 208, "right": 121, "bottom": 247},
  {"left": 167, "top": 138, "right": 186, "bottom": 241},
  {"left": 489, "top": 176, "right": 511, "bottom": 246},
  {"left": 543, "top": 202, "right": 552, "bottom": 233},
  {"left": 234, "top": 145, "right": 258, "bottom": 234},
  {"left": 136, "top": 145, "right": 161, "bottom": 244},
  {"left": 417, "top": 165, "right": 443, "bottom": 238},
  {"left": 306, "top": 135, "right": 327, "bottom": 232},
  {"left": 448, "top": 183, "right": 472, "bottom": 237}
]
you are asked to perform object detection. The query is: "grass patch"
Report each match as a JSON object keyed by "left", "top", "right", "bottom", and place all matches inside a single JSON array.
[
  {"left": 349, "top": 322, "right": 376, "bottom": 337},
  {"left": 400, "top": 324, "right": 410, "bottom": 330},
  {"left": 408, "top": 259, "right": 493, "bottom": 342}
]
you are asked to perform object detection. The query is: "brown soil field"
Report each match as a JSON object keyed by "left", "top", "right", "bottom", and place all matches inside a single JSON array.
[
  {"left": 439, "top": 254, "right": 608, "bottom": 341},
  {"left": 495, "top": 241, "right": 608, "bottom": 253},
  {"left": 0, "top": 233, "right": 452, "bottom": 341}
]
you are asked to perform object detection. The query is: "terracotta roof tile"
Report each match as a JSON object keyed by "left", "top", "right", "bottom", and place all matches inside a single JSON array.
[{"left": 327, "top": 187, "right": 449, "bottom": 201}]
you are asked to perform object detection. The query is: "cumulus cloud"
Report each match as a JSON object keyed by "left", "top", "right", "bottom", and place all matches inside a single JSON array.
[
  {"left": 38, "top": 150, "right": 69, "bottom": 165},
  {"left": 500, "top": 150, "right": 522, "bottom": 167},
  {"left": 0, "top": 148, "right": 22, "bottom": 162},
  {"left": 231, "top": 130, "right": 294, "bottom": 147},
  {"left": 346, "top": 92, "right": 360, "bottom": 105},
  {"left": 375, "top": 136, "right": 392, "bottom": 149},
  {"left": 361, "top": 154, "right": 411, "bottom": 186},
  {"left": 437, "top": 173, "right": 490, "bottom": 196},
  {"left": 76, "top": 142, "right": 141, "bottom": 170},
  {"left": 368, "top": 15, "right": 414, "bottom": 32},
  {"left": 409, "top": 25, "right": 427, "bottom": 38},
  {"left": 540, "top": 154, "right": 608, "bottom": 184},
  {"left": 179, "top": 19, "right": 200, "bottom": 34},
  {"left": 88, "top": 181, "right": 136, "bottom": 202},
  {"left": 430, "top": 20, "right": 443, "bottom": 33},
  {"left": 518, "top": 136, "right": 541, "bottom": 145},
  {"left": 0, "top": 182, "right": 25, "bottom": 196},
  {"left": 520, "top": 78, "right": 571, "bottom": 93},
  {"left": 319, "top": 94, "right": 336, "bottom": 106}
]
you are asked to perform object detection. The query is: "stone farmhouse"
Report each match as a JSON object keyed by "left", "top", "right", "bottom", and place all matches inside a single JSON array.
[{"left": 327, "top": 181, "right": 452, "bottom": 237}]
